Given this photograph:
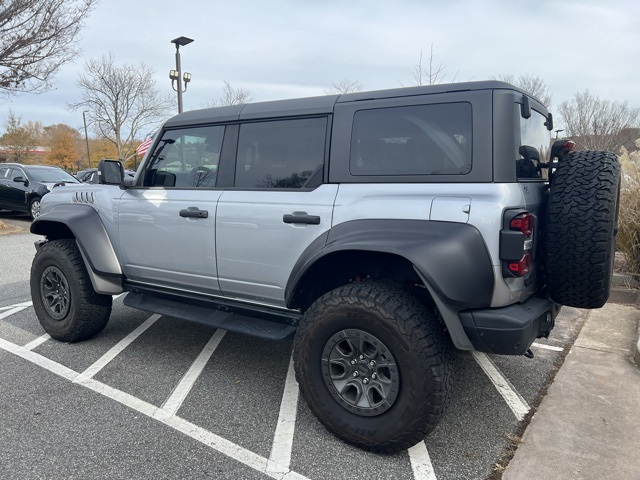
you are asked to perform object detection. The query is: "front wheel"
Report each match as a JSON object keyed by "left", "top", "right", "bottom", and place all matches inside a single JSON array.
[
  {"left": 30, "top": 239, "right": 112, "bottom": 342},
  {"left": 29, "top": 196, "right": 41, "bottom": 219},
  {"left": 293, "top": 281, "right": 453, "bottom": 453}
]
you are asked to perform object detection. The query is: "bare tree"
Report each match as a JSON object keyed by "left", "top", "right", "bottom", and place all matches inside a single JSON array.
[
  {"left": 559, "top": 90, "right": 640, "bottom": 151},
  {"left": 205, "top": 81, "right": 253, "bottom": 107},
  {"left": 496, "top": 74, "right": 552, "bottom": 108},
  {"left": 70, "top": 53, "right": 173, "bottom": 160},
  {"left": 404, "top": 44, "right": 458, "bottom": 87},
  {"left": 0, "top": 0, "right": 97, "bottom": 95},
  {"left": 324, "top": 79, "right": 363, "bottom": 95}
]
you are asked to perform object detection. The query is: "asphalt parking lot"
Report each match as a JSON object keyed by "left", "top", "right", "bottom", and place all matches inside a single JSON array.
[{"left": 0, "top": 226, "right": 586, "bottom": 480}]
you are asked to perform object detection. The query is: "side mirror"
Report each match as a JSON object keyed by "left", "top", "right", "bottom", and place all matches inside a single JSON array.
[
  {"left": 12, "top": 176, "right": 28, "bottom": 186},
  {"left": 121, "top": 176, "right": 135, "bottom": 189},
  {"left": 520, "top": 95, "right": 531, "bottom": 119},
  {"left": 98, "top": 159, "right": 124, "bottom": 185}
]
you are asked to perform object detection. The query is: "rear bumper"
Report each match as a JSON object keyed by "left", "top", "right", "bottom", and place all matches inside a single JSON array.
[{"left": 459, "top": 289, "right": 561, "bottom": 355}]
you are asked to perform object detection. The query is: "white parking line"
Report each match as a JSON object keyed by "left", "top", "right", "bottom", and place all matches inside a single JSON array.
[
  {"left": 74, "top": 314, "right": 160, "bottom": 383},
  {"left": 267, "top": 354, "right": 300, "bottom": 475},
  {"left": 0, "top": 336, "right": 79, "bottom": 382},
  {"left": 0, "top": 336, "right": 310, "bottom": 480},
  {"left": 155, "top": 328, "right": 227, "bottom": 419},
  {"left": 471, "top": 351, "right": 530, "bottom": 421},
  {"left": 531, "top": 342, "right": 564, "bottom": 352},
  {"left": 23, "top": 333, "right": 50, "bottom": 351},
  {"left": 0, "top": 301, "right": 33, "bottom": 310},
  {"left": 408, "top": 441, "right": 438, "bottom": 480},
  {"left": 0, "top": 301, "right": 33, "bottom": 320}
]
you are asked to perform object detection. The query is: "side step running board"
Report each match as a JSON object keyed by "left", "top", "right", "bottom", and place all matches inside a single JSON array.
[{"left": 124, "top": 293, "right": 297, "bottom": 341}]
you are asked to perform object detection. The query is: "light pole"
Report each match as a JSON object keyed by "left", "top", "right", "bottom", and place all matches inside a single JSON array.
[
  {"left": 170, "top": 36, "right": 194, "bottom": 113},
  {"left": 554, "top": 129, "right": 565, "bottom": 140},
  {"left": 82, "top": 111, "right": 91, "bottom": 168}
]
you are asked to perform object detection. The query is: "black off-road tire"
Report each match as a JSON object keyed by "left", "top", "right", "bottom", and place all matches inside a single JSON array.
[
  {"left": 546, "top": 150, "right": 621, "bottom": 308},
  {"left": 30, "top": 239, "right": 112, "bottom": 342},
  {"left": 293, "top": 281, "right": 453, "bottom": 453}
]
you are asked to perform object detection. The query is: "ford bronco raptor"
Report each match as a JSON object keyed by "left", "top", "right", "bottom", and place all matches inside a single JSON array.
[{"left": 29, "top": 81, "right": 620, "bottom": 452}]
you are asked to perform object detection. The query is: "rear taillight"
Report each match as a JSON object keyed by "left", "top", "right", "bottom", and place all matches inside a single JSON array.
[
  {"left": 508, "top": 253, "right": 531, "bottom": 276},
  {"left": 509, "top": 213, "right": 534, "bottom": 236},
  {"left": 501, "top": 211, "right": 535, "bottom": 278}
]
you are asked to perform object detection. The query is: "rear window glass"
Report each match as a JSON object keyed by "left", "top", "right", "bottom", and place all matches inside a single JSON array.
[
  {"left": 350, "top": 103, "right": 472, "bottom": 176},
  {"left": 516, "top": 105, "right": 551, "bottom": 179}
]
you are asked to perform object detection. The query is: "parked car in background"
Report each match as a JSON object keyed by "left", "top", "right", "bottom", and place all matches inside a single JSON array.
[{"left": 0, "top": 163, "right": 80, "bottom": 218}]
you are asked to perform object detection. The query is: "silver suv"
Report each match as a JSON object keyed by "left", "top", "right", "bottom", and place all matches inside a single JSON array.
[{"left": 29, "top": 81, "right": 620, "bottom": 452}]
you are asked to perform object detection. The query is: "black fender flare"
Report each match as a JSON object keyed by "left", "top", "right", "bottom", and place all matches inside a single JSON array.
[
  {"left": 285, "top": 219, "right": 494, "bottom": 309},
  {"left": 31, "top": 204, "right": 122, "bottom": 279}
]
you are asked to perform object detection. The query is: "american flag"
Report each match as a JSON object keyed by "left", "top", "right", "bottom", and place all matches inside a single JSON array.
[{"left": 135, "top": 132, "right": 156, "bottom": 156}]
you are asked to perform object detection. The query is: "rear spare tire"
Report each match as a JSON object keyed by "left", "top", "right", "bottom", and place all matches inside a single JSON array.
[{"left": 546, "top": 150, "right": 621, "bottom": 308}]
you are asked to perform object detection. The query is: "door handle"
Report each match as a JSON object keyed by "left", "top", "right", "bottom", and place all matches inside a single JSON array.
[
  {"left": 180, "top": 207, "right": 208, "bottom": 218},
  {"left": 283, "top": 212, "right": 320, "bottom": 225}
]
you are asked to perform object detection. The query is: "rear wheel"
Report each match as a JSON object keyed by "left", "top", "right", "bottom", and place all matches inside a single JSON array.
[
  {"left": 546, "top": 150, "right": 621, "bottom": 308},
  {"left": 293, "top": 281, "right": 453, "bottom": 453},
  {"left": 31, "top": 239, "right": 112, "bottom": 342}
]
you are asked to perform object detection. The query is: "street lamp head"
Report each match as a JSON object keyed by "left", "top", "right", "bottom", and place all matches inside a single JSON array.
[
  {"left": 169, "top": 69, "right": 179, "bottom": 80},
  {"left": 171, "top": 36, "right": 194, "bottom": 48},
  {"left": 183, "top": 72, "right": 191, "bottom": 83}
]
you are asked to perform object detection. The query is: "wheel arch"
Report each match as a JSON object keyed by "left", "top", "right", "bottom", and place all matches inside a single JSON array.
[
  {"left": 286, "top": 219, "right": 494, "bottom": 310},
  {"left": 31, "top": 204, "right": 123, "bottom": 294},
  {"left": 287, "top": 248, "right": 421, "bottom": 311}
]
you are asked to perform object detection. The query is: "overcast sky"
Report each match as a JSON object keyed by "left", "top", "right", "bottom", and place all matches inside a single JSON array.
[{"left": 2, "top": 0, "right": 639, "bottom": 134}]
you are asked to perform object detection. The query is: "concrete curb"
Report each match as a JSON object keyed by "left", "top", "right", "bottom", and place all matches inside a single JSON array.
[{"left": 612, "top": 272, "right": 640, "bottom": 288}]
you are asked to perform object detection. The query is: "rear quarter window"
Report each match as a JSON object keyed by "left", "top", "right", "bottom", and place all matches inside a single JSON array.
[
  {"left": 516, "top": 105, "right": 551, "bottom": 180},
  {"left": 349, "top": 103, "right": 472, "bottom": 176}
]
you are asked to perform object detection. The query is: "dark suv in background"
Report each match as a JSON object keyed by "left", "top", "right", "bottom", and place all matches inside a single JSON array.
[{"left": 0, "top": 163, "right": 79, "bottom": 218}]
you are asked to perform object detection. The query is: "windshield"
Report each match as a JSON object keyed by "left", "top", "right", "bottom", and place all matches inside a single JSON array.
[{"left": 28, "top": 168, "right": 79, "bottom": 183}]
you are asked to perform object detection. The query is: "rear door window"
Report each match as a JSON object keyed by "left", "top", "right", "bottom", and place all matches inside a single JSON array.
[
  {"left": 234, "top": 117, "right": 327, "bottom": 189},
  {"left": 350, "top": 103, "right": 472, "bottom": 176}
]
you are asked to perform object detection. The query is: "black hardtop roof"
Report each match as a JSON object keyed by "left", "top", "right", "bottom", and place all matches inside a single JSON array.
[{"left": 163, "top": 80, "right": 529, "bottom": 128}]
